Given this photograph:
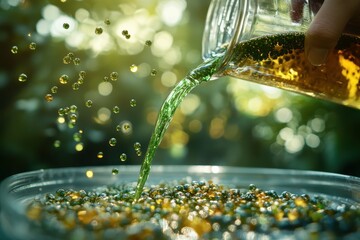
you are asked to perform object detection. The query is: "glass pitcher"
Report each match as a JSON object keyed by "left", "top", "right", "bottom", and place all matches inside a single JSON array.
[{"left": 202, "top": 0, "right": 360, "bottom": 109}]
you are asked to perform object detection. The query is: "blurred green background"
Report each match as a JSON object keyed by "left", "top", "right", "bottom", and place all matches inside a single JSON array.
[{"left": 1, "top": 0, "right": 360, "bottom": 181}]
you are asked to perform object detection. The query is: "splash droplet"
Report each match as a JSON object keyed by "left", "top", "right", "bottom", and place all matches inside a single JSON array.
[
  {"left": 95, "top": 27, "right": 103, "bottom": 35},
  {"left": 104, "top": 19, "right": 111, "bottom": 25},
  {"left": 150, "top": 69, "right": 157, "bottom": 76},
  {"left": 85, "top": 100, "right": 93, "bottom": 108},
  {"left": 145, "top": 40, "right": 152, "bottom": 46},
  {"left": 63, "top": 23, "right": 69, "bottom": 29},
  {"left": 130, "top": 99, "right": 137, "bottom": 107},
  {"left": 109, "top": 137, "right": 117, "bottom": 147},
  {"left": 113, "top": 106, "right": 120, "bottom": 114},
  {"left": 97, "top": 152, "right": 104, "bottom": 159},
  {"left": 11, "top": 46, "right": 18, "bottom": 54},
  {"left": 29, "top": 42, "right": 36, "bottom": 50},
  {"left": 110, "top": 72, "right": 118, "bottom": 81},
  {"left": 130, "top": 64, "right": 138, "bottom": 73},
  {"left": 59, "top": 74, "right": 69, "bottom": 84},
  {"left": 18, "top": 73, "right": 27, "bottom": 82},
  {"left": 112, "top": 168, "right": 119, "bottom": 175},
  {"left": 51, "top": 86, "right": 58, "bottom": 94},
  {"left": 120, "top": 153, "right": 127, "bottom": 162},
  {"left": 73, "top": 57, "right": 80, "bottom": 65},
  {"left": 45, "top": 94, "right": 53, "bottom": 102}
]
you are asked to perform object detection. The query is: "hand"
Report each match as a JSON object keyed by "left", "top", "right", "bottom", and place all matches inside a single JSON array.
[{"left": 305, "top": 0, "right": 360, "bottom": 66}]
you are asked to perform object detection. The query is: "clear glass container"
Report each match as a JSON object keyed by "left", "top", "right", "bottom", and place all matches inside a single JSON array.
[
  {"left": 202, "top": 0, "right": 360, "bottom": 109},
  {"left": 1, "top": 165, "right": 359, "bottom": 239}
]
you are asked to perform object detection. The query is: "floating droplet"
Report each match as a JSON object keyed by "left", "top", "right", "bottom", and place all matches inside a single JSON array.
[
  {"left": 72, "top": 82, "right": 80, "bottom": 90},
  {"left": 86, "top": 170, "right": 93, "bottom": 178},
  {"left": 110, "top": 72, "right": 118, "bottom": 81},
  {"left": 58, "top": 108, "right": 65, "bottom": 116},
  {"left": 73, "top": 132, "right": 82, "bottom": 142},
  {"left": 129, "top": 64, "right": 138, "bottom": 73},
  {"left": 67, "top": 52, "right": 74, "bottom": 60},
  {"left": 116, "top": 124, "right": 121, "bottom": 132},
  {"left": 121, "top": 30, "right": 128, "bottom": 36},
  {"left": 95, "top": 27, "right": 103, "bottom": 35},
  {"left": 54, "top": 140, "right": 61, "bottom": 148},
  {"left": 113, "top": 106, "right": 120, "bottom": 114},
  {"left": 103, "top": 76, "right": 109, "bottom": 82},
  {"left": 51, "top": 86, "right": 58, "bottom": 94},
  {"left": 150, "top": 69, "right": 157, "bottom": 76},
  {"left": 59, "top": 74, "right": 69, "bottom": 84},
  {"left": 136, "top": 149, "right": 142, "bottom": 157},
  {"left": 79, "top": 71, "right": 86, "bottom": 78},
  {"left": 18, "top": 73, "right": 27, "bottom": 82},
  {"left": 63, "top": 55, "right": 71, "bottom": 64},
  {"left": 120, "top": 153, "right": 127, "bottom": 162},
  {"left": 29, "top": 42, "right": 36, "bottom": 50},
  {"left": 121, "top": 121, "right": 132, "bottom": 135},
  {"left": 64, "top": 107, "right": 70, "bottom": 115},
  {"left": 97, "top": 152, "right": 104, "bottom": 159},
  {"left": 130, "top": 99, "right": 137, "bottom": 107},
  {"left": 125, "top": 34, "right": 131, "bottom": 39},
  {"left": 70, "top": 105, "right": 77, "bottom": 113},
  {"left": 104, "top": 19, "right": 111, "bottom": 25},
  {"left": 63, "top": 23, "right": 70, "bottom": 29},
  {"left": 73, "top": 58, "right": 80, "bottom": 65},
  {"left": 75, "top": 143, "right": 84, "bottom": 151},
  {"left": 11, "top": 46, "right": 18, "bottom": 54},
  {"left": 109, "top": 138, "right": 117, "bottom": 147},
  {"left": 45, "top": 94, "right": 53, "bottom": 102},
  {"left": 69, "top": 113, "right": 77, "bottom": 124},
  {"left": 134, "top": 142, "right": 141, "bottom": 150},
  {"left": 145, "top": 40, "right": 152, "bottom": 46},
  {"left": 85, "top": 100, "right": 93, "bottom": 108},
  {"left": 77, "top": 77, "right": 84, "bottom": 85},
  {"left": 112, "top": 168, "right": 119, "bottom": 175}
]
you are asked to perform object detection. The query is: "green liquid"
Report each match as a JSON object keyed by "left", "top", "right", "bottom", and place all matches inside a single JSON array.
[{"left": 134, "top": 57, "right": 221, "bottom": 200}]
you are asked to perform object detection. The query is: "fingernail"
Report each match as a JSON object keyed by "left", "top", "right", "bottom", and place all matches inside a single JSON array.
[{"left": 307, "top": 48, "right": 328, "bottom": 66}]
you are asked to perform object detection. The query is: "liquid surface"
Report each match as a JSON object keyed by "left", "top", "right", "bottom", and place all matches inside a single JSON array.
[
  {"left": 134, "top": 58, "right": 221, "bottom": 199},
  {"left": 26, "top": 181, "right": 360, "bottom": 239},
  {"left": 221, "top": 33, "right": 360, "bottom": 108}
]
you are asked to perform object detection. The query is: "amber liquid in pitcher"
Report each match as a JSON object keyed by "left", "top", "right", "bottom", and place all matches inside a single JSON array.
[{"left": 220, "top": 32, "right": 360, "bottom": 108}]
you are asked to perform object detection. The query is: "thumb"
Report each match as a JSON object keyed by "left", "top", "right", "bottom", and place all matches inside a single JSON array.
[{"left": 305, "top": 0, "right": 359, "bottom": 66}]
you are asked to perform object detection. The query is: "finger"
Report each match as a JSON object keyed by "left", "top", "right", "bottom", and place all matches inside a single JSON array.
[{"left": 305, "top": 0, "right": 360, "bottom": 65}]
